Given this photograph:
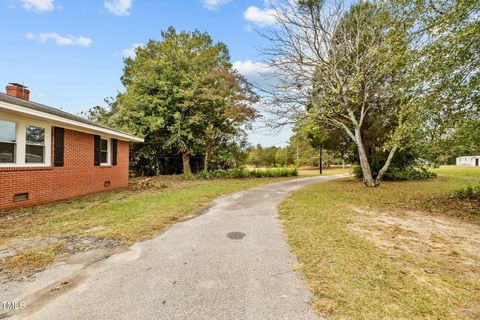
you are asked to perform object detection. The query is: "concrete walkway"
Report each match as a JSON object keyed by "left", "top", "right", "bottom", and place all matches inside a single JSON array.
[{"left": 18, "top": 175, "right": 343, "bottom": 320}]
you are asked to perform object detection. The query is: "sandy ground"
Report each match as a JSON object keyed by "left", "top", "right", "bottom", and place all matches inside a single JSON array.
[
  {"left": 0, "top": 236, "right": 121, "bottom": 282},
  {"left": 349, "top": 206, "right": 480, "bottom": 318},
  {"left": 350, "top": 207, "right": 480, "bottom": 272}
]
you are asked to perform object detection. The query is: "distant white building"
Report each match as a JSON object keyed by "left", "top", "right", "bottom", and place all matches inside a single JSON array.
[{"left": 456, "top": 156, "right": 480, "bottom": 167}]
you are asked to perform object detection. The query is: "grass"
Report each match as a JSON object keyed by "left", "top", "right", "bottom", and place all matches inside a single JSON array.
[
  {"left": 279, "top": 166, "right": 480, "bottom": 319},
  {"left": 0, "top": 175, "right": 291, "bottom": 275},
  {"left": 3, "top": 243, "right": 64, "bottom": 274}
]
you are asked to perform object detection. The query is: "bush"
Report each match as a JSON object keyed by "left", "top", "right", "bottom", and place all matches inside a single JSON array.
[
  {"left": 353, "top": 165, "right": 437, "bottom": 181},
  {"left": 383, "top": 166, "right": 437, "bottom": 181},
  {"left": 198, "top": 167, "right": 298, "bottom": 179},
  {"left": 352, "top": 165, "right": 363, "bottom": 179},
  {"left": 250, "top": 167, "right": 299, "bottom": 178},
  {"left": 455, "top": 185, "right": 480, "bottom": 202}
]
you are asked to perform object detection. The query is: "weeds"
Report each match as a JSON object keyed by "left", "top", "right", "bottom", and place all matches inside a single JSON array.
[{"left": 455, "top": 184, "right": 480, "bottom": 201}]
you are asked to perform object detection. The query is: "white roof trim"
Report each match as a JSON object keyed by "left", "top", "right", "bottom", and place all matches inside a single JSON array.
[{"left": 0, "top": 100, "right": 144, "bottom": 142}]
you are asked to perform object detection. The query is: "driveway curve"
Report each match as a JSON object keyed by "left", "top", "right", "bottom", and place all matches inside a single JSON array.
[{"left": 20, "top": 175, "right": 344, "bottom": 320}]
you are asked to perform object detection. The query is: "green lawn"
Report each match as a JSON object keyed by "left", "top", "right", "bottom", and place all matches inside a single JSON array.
[
  {"left": 0, "top": 175, "right": 290, "bottom": 275},
  {"left": 279, "top": 166, "right": 480, "bottom": 320}
]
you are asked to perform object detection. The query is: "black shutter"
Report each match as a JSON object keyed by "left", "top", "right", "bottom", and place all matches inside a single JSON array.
[
  {"left": 112, "top": 139, "right": 118, "bottom": 166},
  {"left": 94, "top": 135, "right": 101, "bottom": 166},
  {"left": 54, "top": 127, "right": 65, "bottom": 167}
]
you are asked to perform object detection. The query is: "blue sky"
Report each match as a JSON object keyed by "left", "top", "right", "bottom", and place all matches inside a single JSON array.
[{"left": 0, "top": 0, "right": 292, "bottom": 146}]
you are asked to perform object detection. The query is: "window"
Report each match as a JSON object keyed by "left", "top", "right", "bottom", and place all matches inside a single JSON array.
[
  {"left": 100, "top": 138, "right": 109, "bottom": 164},
  {"left": 0, "top": 120, "right": 16, "bottom": 163},
  {"left": 25, "top": 125, "right": 45, "bottom": 164},
  {"left": 0, "top": 118, "right": 51, "bottom": 167}
]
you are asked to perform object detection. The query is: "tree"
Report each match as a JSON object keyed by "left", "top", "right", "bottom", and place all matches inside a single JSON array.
[
  {"left": 299, "top": 120, "right": 332, "bottom": 174},
  {"left": 289, "top": 119, "right": 346, "bottom": 169},
  {"left": 402, "top": 0, "right": 480, "bottom": 163},
  {"left": 262, "top": 1, "right": 417, "bottom": 186},
  {"left": 200, "top": 69, "right": 258, "bottom": 171},
  {"left": 261, "top": 0, "right": 478, "bottom": 184},
  {"left": 247, "top": 144, "right": 265, "bottom": 167},
  {"left": 262, "top": 146, "right": 280, "bottom": 167},
  {"left": 88, "top": 27, "right": 258, "bottom": 175},
  {"left": 429, "top": 118, "right": 480, "bottom": 164},
  {"left": 208, "top": 133, "right": 251, "bottom": 170}
]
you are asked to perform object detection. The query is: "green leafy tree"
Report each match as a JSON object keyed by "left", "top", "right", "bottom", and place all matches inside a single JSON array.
[
  {"left": 289, "top": 123, "right": 345, "bottom": 169},
  {"left": 88, "top": 27, "right": 258, "bottom": 175},
  {"left": 199, "top": 69, "right": 258, "bottom": 171},
  {"left": 300, "top": 120, "right": 331, "bottom": 174},
  {"left": 262, "top": 147, "right": 280, "bottom": 167},
  {"left": 247, "top": 144, "right": 265, "bottom": 167},
  {"left": 403, "top": 0, "right": 480, "bottom": 164}
]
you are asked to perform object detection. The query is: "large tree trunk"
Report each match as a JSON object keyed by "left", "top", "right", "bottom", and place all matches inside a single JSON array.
[
  {"left": 203, "top": 152, "right": 210, "bottom": 172},
  {"left": 354, "top": 127, "right": 376, "bottom": 187},
  {"left": 182, "top": 152, "right": 192, "bottom": 175},
  {"left": 204, "top": 143, "right": 213, "bottom": 172},
  {"left": 374, "top": 145, "right": 398, "bottom": 185}
]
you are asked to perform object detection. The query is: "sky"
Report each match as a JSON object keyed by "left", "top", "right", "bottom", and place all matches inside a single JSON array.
[{"left": 0, "top": 0, "right": 292, "bottom": 147}]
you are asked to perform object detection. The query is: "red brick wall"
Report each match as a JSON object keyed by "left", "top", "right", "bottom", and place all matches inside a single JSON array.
[{"left": 0, "top": 129, "right": 130, "bottom": 210}]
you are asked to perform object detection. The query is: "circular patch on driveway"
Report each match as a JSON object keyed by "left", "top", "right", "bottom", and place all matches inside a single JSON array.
[{"left": 226, "top": 232, "right": 246, "bottom": 240}]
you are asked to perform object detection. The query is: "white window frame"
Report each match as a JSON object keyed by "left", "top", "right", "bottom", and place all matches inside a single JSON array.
[
  {"left": 0, "top": 114, "right": 51, "bottom": 168},
  {"left": 99, "top": 137, "right": 111, "bottom": 166},
  {"left": 25, "top": 124, "right": 46, "bottom": 165},
  {"left": 0, "top": 119, "right": 16, "bottom": 164}
]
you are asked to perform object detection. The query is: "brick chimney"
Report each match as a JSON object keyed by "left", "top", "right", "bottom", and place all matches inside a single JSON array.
[{"left": 6, "top": 83, "right": 30, "bottom": 101}]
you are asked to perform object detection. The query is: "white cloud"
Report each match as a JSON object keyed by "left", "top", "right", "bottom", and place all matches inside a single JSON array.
[
  {"left": 122, "top": 43, "right": 143, "bottom": 59},
  {"left": 19, "top": 0, "right": 54, "bottom": 12},
  {"left": 26, "top": 32, "right": 92, "bottom": 47},
  {"left": 233, "top": 60, "right": 271, "bottom": 76},
  {"left": 243, "top": 6, "right": 277, "bottom": 26},
  {"left": 104, "top": 0, "right": 133, "bottom": 16},
  {"left": 202, "top": 0, "right": 231, "bottom": 11},
  {"left": 233, "top": 60, "right": 279, "bottom": 89}
]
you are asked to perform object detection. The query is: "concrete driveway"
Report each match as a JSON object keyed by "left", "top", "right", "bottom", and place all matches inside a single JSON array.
[{"left": 17, "top": 175, "right": 343, "bottom": 320}]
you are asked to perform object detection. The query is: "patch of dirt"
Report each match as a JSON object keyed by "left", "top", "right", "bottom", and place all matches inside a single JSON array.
[
  {"left": 349, "top": 208, "right": 480, "bottom": 273},
  {"left": 349, "top": 207, "right": 480, "bottom": 317},
  {"left": 0, "top": 209, "right": 37, "bottom": 222},
  {"left": 0, "top": 236, "right": 121, "bottom": 282},
  {"left": 55, "top": 236, "right": 120, "bottom": 255},
  {"left": 130, "top": 177, "right": 167, "bottom": 191},
  {"left": 0, "top": 237, "right": 59, "bottom": 260}
]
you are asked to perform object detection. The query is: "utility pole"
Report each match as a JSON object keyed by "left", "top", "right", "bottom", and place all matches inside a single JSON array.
[
  {"left": 319, "top": 144, "right": 323, "bottom": 175},
  {"left": 296, "top": 142, "right": 299, "bottom": 168}
]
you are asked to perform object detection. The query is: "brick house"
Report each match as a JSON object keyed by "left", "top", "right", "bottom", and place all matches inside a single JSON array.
[{"left": 0, "top": 83, "right": 143, "bottom": 210}]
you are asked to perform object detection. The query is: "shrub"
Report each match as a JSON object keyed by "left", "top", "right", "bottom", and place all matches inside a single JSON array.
[
  {"left": 353, "top": 165, "right": 437, "bottom": 181},
  {"left": 455, "top": 185, "right": 480, "bottom": 202},
  {"left": 352, "top": 165, "right": 364, "bottom": 179},
  {"left": 383, "top": 166, "right": 437, "bottom": 181},
  {"left": 198, "top": 167, "right": 298, "bottom": 179},
  {"left": 228, "top": 167, "right": 251, "bottom": 178},
  {"left": 251, "top": 167, "right": 299, "bottom": 178}
]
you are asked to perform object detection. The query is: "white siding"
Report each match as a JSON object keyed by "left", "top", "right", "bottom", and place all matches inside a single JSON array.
[{"left": 456, "top": 156, "right": 480, "bottom": 166}]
